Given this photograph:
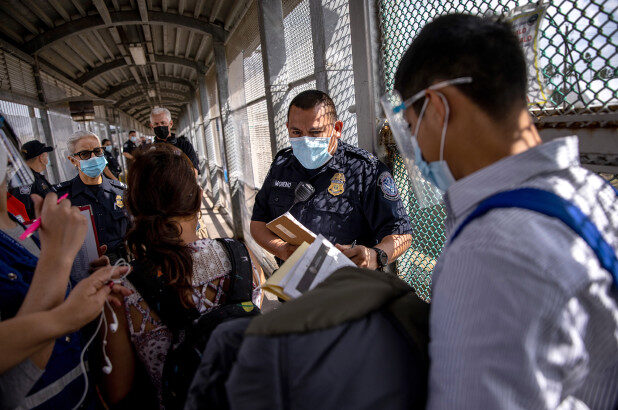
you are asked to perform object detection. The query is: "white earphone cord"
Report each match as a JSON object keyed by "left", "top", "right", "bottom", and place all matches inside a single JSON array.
[{"left": 71, "top": 258, "right": 129, "bottom": 410}]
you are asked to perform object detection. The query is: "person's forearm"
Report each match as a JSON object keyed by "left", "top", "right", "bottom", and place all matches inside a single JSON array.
[
  {"left": 16, "top": 251, "right": 74, "bottom": 368},
  {"left": 375, "top": 234, "right": 412, "bottom": 263},
  {"left": 18, "top": 251, "right": 73, "bottom": 315},
  {"left": 250, "top": 221, "right": 287, "bottom": 259},
  {"left": 0, "top": 307, "right": 73, "bottom": 373}
]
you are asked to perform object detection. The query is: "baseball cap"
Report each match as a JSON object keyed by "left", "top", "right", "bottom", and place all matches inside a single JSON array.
[{"left": 21, "top": 140, "right": 54, "bottom": 160}]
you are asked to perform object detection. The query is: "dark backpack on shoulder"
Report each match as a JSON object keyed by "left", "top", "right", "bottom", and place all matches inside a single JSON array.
[{"left": 128, "top": 238, "right": 260, "bottom": 410}]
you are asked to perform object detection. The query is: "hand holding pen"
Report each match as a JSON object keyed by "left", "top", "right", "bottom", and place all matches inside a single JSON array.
[{"left": 20, "top": 193, "right": 69, "bottom": 240}]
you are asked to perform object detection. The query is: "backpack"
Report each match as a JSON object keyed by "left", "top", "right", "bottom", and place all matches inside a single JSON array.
[{"left": 128, "top": 238, "right": 260, "bottom": 410}]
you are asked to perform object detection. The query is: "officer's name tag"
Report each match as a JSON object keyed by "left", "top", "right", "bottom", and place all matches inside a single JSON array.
[{"left": 274, "top": 180, "right": 292, "bottom": 188}]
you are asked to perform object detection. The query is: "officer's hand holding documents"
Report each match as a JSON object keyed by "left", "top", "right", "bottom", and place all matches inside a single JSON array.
[{"left": 261, "top": 234, "right": 355, "bottom": 300}]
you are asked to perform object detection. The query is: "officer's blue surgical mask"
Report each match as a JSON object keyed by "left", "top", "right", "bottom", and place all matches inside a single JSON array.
[
  {"left": 80, "top": 155, "right": 107, "bottom": 178},
  {"left": 381, "top": 77, "right": 472, "bottom": 206},
  {"left": 105, "top": 145, "right": 113, "bottom": 153},
  {"left": 290, "top": 128, "right": 335, "bottom": 170},
  {"left": 131, "top": 136, "right": 139, "bottom": 143}
]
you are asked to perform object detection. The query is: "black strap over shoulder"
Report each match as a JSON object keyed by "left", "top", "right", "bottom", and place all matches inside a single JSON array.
[{"left": 214, "top": 238, "right": 254, "bottom": 303}]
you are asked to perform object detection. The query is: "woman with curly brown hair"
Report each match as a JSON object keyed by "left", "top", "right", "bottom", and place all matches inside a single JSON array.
[{"left": 101, "top": 144, "right": 264, "bottom": 408}]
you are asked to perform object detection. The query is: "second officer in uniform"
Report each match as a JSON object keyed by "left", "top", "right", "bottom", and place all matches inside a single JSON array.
[
  {"left": 251, "top": 90, "right": 413, "bottom": 270},
  {"left": 10, "top": 140, "right": 56, "bottom": 219},
  {"left": 55, "top": 131, "right": 129, "bottom": 265}
]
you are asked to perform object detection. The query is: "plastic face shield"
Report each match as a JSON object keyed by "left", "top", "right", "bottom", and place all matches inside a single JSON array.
[
  {"left": 0, "top": 129, "right": 34, "bottom": 189},
  {"left": 380, "top": 77, "right": 472, "bottom": 207}
]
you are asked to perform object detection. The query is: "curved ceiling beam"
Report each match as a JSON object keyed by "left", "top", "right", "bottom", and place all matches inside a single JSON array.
[
  {"left": 130, "top": 104, "right": 184, "bottom": 115},
  {"left": 116, "top": 95, "right": 189, "bottom": 110},
  {"left": 118, "top": 94, "right": 190, "bottom": 109},
  {"left": 131, "top": 106, "right": 182, "bottom": 120},
  {"left": 22, "top": 10, "right": 227, "bottom": 54},
  {"left": 76, "top": 55, "right": 206, "bottom": 85},
  {"left": 101, "top": 77, "right": 195, "bottom": 98},
  {"left": 118, "top": 90, "right": 191, "bottom": 105}
]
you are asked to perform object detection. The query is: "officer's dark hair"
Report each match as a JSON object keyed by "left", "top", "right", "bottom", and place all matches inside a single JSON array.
[
  {"left": 394, "top": 13, "right": 527, "bottom": 120},
  {"left": 129, "top": 130, "right": 136, "bottom": 135},
  {"left": 101, "top": 138, "right": 110, "bottom": 145},
  {"left": 288, "top": 90, "right": 338, "bottom": 121},
  {"left": 125, "top": 144, "right": 201, "bottom": 307}
]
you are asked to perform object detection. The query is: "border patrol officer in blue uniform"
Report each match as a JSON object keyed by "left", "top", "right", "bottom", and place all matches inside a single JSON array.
[
  {"left": 251, "top": 90, "right": 412, "bottom": 270},
  {"left": 150, "top": 107, "right": 200, "bottom": 175},
  {"left": 55, "top": 131, "right": 129, "bottom": 265},
  {"left": 9, "top": 140, "right": 56, "bottom": 220}
]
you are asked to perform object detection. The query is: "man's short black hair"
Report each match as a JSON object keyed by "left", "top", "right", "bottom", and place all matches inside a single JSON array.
[
  {"left": 287, "top": 90, "right": 338, "bottom": 122},
  {"left": 394, "top": 13, "right": 527, "bottom": 120},
  {"left": 129, "top": 130, "right": 136, "bottom": 134},
  {"left": 102, "top": 138, "right": 110, "bottom": 145}
]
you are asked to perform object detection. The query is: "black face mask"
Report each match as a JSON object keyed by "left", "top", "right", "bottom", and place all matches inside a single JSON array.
[{"left": 154, "top": 126, "right": 170, "bottom": 140}]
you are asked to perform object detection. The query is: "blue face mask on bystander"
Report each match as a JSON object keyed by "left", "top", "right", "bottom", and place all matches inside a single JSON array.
[{"left": 80, "top": 155, "right": 107, "bottom": 178}]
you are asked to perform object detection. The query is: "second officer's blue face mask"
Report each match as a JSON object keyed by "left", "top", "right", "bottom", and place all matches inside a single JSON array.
[
  {"left": 80, "top": 155, "right": 107, "bottom": 178},
  {"left": 290, "top": 126, "right": 335, "bottom": 170}
]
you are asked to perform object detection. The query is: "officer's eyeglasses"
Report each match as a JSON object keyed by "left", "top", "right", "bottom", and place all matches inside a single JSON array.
[{"left": 72, "top": 147, "right": 105, "bottom": 160}]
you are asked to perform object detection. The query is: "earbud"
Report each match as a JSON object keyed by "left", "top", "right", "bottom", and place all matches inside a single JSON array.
[
  {"left": 100, "top": 306, "right": 113, "bottom": 375},
  {"left": 102, "top": 355, "right": 113, "bottom": 375},
  {"left": 106, "top": 301, "right": 118, "bottom": 333}
]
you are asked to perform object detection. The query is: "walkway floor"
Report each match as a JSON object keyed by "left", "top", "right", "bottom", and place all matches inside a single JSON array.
[{"left": 197, "top": 194, "right": 234, "bottom": 239}]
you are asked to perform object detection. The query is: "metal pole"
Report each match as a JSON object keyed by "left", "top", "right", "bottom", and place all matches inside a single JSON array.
[
  {"left": 198, "top": 76, "right": 221, "bottom": 206},
  {"left": 32, "top": 62, "right": 61, "bottom": 184},
  {"left": 214, "top": 40, "right": 244, "bottom": 238},
  {"left": 349, "top": 0, "right": 381, "bottom": 154},
  {"left": 257, "top": 0, "right": 288, "bottom": 157},
  {"left": 309, "top": 0, "right": 329, "bottom": 93}
]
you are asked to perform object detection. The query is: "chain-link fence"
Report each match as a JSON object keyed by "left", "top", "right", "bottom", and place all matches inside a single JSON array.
[
  {"left": 380, "top": 1, "right": 617, "bottom": 121},
  {"left": 378, "top": 0, "right": 617, "bottom": 298}
]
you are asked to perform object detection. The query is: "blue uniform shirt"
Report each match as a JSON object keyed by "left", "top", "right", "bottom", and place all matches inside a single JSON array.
[
  {"left": 252, "top": 142, "right": 412, "bottom": 248},
  {"left": 54, "top": 176, "right": 129, "bottom": 259}
]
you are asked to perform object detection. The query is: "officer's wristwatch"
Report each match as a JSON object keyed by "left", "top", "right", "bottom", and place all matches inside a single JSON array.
[{"left": 372, "top": 247, "right": 388, "bottom": 271}]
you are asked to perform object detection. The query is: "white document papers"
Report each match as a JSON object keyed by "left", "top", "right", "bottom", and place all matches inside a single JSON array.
[{"left": 281, "top": 235, "right": 355, "bottom": 299}]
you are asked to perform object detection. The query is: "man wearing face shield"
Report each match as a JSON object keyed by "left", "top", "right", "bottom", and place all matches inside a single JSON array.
[
  {"left": 251, "top": 90, "right": 412, "bottom": 270},
  {"left": 9, "top": 140, "right": 57, "bottom": 220},
  {"left": 150, "top": 107, "right": 200, "bottom": 176},
  {"left": 384, "top": 14, "right": 618, "bottom": 409},
  {"left": 54, "top": 131, "right": 129, "bottom": 265}
]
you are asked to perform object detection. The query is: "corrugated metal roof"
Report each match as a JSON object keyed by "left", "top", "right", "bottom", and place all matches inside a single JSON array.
[{"left": 0, "top": 0, "right": 248, "bottom": 126}]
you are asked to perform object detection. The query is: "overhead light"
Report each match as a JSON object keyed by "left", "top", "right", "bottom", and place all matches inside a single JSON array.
[
  {"left": 129, "top": 45, "right": 147, "bottom": 65},
  {"left": 148, "top": 90, "right": 156, "bottom": 98}
]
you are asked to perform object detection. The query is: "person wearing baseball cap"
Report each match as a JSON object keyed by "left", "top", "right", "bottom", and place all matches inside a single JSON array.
[{"left": 9, "top": 140, "right": 56, "bottom": 219}]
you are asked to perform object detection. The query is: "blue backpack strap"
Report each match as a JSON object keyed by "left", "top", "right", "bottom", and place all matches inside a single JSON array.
[{"left": 450, "top": 187, "right": 618, "bottom": 286}]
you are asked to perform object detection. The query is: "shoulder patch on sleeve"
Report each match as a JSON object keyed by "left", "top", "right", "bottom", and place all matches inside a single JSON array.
[
  {"left": 110, "top": 180, "right": 127, "bottom": 190},
  {"left": 274, "top": 147, "right": 292, "bottom": 158},
  {"left": 345, "top": 144, "right": 378, "bottom": 165},
  {"left": 53, "top": 181, "right": 71, "bottom": 191},
  {"left": 273, "top": 147, "right": 293, "bottom": 166},
  {"left": 378, "top": 171, "right": 400, "bottom": 201}
]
